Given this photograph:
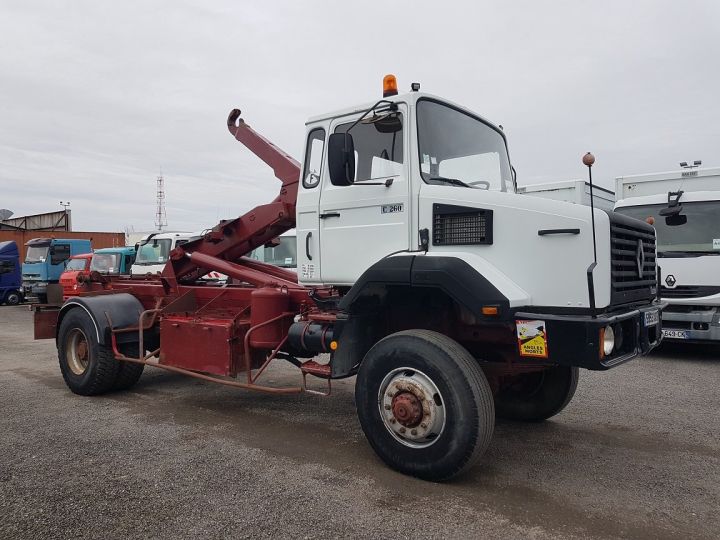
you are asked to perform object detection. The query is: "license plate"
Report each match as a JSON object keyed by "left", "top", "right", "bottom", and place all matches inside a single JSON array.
[
  {"left": 662, "top": 329, "right": 688, "bottom": 339},
  {"left": 644, "top": 310, "right": 659, "bottom": 326}
]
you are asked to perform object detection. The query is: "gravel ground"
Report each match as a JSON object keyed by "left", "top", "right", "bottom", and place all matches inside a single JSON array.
[{"left": 1, "top": 305, "right": 718, "bottom": 539}]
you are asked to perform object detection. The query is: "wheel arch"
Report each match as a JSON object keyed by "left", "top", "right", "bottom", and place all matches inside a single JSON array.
[
  {"left": 57, "top": 293, "right": 145, "bottom": 346},
  {"left": 331, "top": 256, "right": 514, "bottom": 378}
]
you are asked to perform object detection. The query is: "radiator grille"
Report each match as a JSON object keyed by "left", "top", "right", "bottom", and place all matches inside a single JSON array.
[
  {"left": 609, "top": 213, "right": 657, "bottom": 305},
  {"left": 432, "top": 204, "right": 493, "bottom": 246},
  {"left": 661, "top": 285, "right": 720, "bottom": 299}
]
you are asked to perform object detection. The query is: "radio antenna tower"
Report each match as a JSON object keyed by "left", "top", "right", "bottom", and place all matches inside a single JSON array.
[{"left": 155, "top": 172, "right": 168, "bottom": 231}]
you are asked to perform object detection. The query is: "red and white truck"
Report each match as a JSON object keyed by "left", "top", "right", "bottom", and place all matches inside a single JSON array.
[{"left": 34, "top": 76, "right": 663, "bottom": 480}]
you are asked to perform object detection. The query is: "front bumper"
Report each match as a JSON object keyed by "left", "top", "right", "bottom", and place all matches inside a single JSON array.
[
  {"left": 23, "top": 281, "right": 48, "bottom": 297},
  {"left": 515, "top": 301, "right": 664, "bottom": 370},
  {"left": 661, "top": 305, "right": 720, "bottom": 342}
]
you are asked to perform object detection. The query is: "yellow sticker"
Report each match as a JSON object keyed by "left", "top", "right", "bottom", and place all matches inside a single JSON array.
[{"left": 516, "top": 319, "right": 548, "bottom": 358}]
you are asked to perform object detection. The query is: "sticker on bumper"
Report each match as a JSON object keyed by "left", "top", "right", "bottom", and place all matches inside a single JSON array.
[{"left": 516, "top": 319, "right": 548, "bottom": 358}]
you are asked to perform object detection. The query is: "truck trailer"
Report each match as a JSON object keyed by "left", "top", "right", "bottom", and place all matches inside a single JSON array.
[
  {"left": 34, "top": 77, "right": 663, "bottom": 480},
  {"left": 614, "top": 165, "right": 720, "bottom": 342}
]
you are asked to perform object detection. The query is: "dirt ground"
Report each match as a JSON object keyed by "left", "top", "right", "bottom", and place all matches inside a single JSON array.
[{"left": 1, "top": 305, "right": 718, "bottom": 539}]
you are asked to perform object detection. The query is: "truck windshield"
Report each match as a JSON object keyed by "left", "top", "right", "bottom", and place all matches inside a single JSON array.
[
  {"left": 25, "top": 245, "right": 49, "bottom": 263},
  {"left": 417, "top": 99, "right": 512, "bottom": 192},
  {"left": 65, "top": 258, "right": 88, "bottom": 271},
  {"left": 135, "top": 239, "right": 172, "bottom": 265},
  {"left": 91, "top": 253, "right": 121, "bottom": 274},
  {"left": 265, "top": 237, "right": 297, "bottom": 268},
  {"left": 615, "top": 201, "right": 720, "bottom": 254}
]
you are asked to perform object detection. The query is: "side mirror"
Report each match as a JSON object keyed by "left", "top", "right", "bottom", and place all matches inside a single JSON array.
[
  {"left": 665, "top": 214, "right": 687, "bottom": 226},
  {"left": 328, "top": 133, "right": 355, "bottom": 186}
]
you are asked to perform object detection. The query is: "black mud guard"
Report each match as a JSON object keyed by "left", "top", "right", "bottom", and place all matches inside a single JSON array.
[
  {"left": 57, "top": 293, "right": 146, "bottom": 346},
  {"left": 338, "top": 255, "right": 510, "bottom": 319},
  {"left": 331, "top": 255, "right": 511, "bottom": 377}
]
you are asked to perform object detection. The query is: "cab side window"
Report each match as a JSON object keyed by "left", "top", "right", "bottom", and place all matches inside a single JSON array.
[
  {"left": 302, "top": 128, "right": 325, "bottom": 189},
  {"left": 50, "top": 244, "right": 71, "bottom": 265},
  {"left": 334, "top": 113, "right": 403, "bottom": 182}
]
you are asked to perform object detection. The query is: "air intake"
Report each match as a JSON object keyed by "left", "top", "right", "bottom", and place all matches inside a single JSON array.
[{"left": 432, "top": 204, "right": 493, "bottom": 246}]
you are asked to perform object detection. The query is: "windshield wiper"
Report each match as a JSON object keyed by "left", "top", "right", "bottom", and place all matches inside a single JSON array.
[
  {"left": 426, "top": 176, "right": 472, "bottom": 188},
  {"left": 658, "top": 250, "right": 720, "bottom": 258}
]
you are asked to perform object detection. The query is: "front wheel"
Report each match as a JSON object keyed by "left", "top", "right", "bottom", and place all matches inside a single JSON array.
[
  {"left": 355, "top": 330, "right": 494, "bottom": 481},
  {"left": 494, "top": 366, "right": 579, "bottom": 422},
  {"left": 5, "top": 291, "right": 21, "bottom": 305}
]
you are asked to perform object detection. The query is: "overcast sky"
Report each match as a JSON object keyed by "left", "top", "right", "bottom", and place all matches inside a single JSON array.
[{"left": 1, "top": 0, "right": 718, "bottom": 232}]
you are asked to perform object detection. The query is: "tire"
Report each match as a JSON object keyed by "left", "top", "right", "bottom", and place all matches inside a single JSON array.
[
  {"left": 113, "top": 343, "right": 145, "bottom": 391},
  {"left": 5, "top": 291, "right": 21, "bottom": 306},
  {"left": 494, "top": 366, "right": 579, "bottom": 422},
  {"left": 57, "top": 308, "right": 120, "bottom": 396},
  {"left": 355, "top": 330, "right": 494, "bottom": 481}
]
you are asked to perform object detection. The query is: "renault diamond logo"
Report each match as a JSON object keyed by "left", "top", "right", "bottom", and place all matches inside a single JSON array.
[
  {"left": 665, "top": 274, "right": 676, "bottom": 287},
  {"left": 636, "top": 239, "right": 645, "bottom": 279}
]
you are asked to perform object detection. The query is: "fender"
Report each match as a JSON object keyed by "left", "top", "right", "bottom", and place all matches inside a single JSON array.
[
  {"left": 57, "top": 293, "right": 145, "bottom": 345},
  {"left": 331, "top": 255, "right": 514, "bottom": 378},
  {"left": 338, "top": 255, "right": 511, "bottom": 319}
]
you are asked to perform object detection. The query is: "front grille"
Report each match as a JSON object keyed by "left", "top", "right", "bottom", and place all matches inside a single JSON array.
[
  {"left": 661, "top": 285, "right": 720, "bottom": 299},
  {"left": 663, "top": 304, "right": 715, "bottom": 313},
  {"left": 432, "top": 204, "right": 493, "bottom": 246},
  {"left": 609, "top": 213, "right": 657, "bottom": 305}
]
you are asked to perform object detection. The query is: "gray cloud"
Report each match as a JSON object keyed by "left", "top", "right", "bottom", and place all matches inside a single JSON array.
[{"left": 1, "top": 0, "right": 718, "bottom": 232}]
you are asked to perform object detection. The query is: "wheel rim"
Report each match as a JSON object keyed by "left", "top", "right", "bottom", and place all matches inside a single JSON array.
[
  {"left": 377, "top": 367, "right": 446, "bottom": 448},
  {"left": 66, "top": 328, "right": 90, "bottom": 375}
]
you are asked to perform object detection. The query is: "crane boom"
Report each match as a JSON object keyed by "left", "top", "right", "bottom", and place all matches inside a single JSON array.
[{"left": 162, "top": 110, "right": 302, "bottom": 285}]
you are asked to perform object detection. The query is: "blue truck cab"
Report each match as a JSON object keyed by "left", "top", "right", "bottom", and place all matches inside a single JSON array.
[
  {"left": 22, "top": 237, "right": 92, "bottom": 303},
  {"left": 0, "top": 241, "right": 23, "bottom": 305},
  {"left": 90, "top": 246, "right": 136, "bottom": 275}
]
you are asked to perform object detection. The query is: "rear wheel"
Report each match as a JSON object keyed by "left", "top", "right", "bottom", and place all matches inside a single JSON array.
[
  {"left": 58, "top": 309, "right": 119, "bottom": 395},
  {"left": 494, "top": 366, "right": 579, "bottom": 422},
  {"left": 5, "top": 291, "right": 21, "bottom": 305},
  {"left": 355, "top": 330, "right": 494, "bottom": 481}
]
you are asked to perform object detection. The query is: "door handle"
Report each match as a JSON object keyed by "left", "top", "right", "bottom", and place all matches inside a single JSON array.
[
  {"left": 320, "top": 212, "right": 341, "bottom": 219},
  {"left": 305, "top": 232, "right": 312, "bottom": 260}
]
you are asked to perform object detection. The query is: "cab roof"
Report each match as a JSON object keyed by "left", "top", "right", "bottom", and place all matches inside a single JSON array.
[
  {"left": 305, "top": 91, "right": 503, "bottom": 136},
  {"left": 94, "top": 246, "right": 136, "bottom": 255}
]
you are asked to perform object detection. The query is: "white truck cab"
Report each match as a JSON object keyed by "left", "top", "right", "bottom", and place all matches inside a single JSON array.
[
  {"left": 248, "top": 230, "right": 297, "bottom": 271},
  {"left": 131, "top": 232, "right": 199, "bottom": 276},
  {"left": 615, "top": 166, "right": 720, "bottom": 342}
]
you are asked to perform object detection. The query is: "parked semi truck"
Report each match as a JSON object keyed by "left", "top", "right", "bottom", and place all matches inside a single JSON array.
[
  {"left": 131, "top": 232, "right": 197, "bottom": 276},
  {"left": 60, "top": 247, "right": 137, "bottom": 300},
  {"left": 519, "top": 179, "right": 615, "bottom": 212},
  {"left": 248, "top": 230, "right": 297, "bottom": 271},
  {"left": 34, "top": 77, "right": 662, "bottom": 480},
  {"left": 0, "top": 241, "right": 23, "bottom": 305},
  {"left": 614, "top": 165, "right": 720, "bottom": 342},
  {"left": 59, "top": 253, "right": 93, "bottom": 301},
  {"left": 23, "top": 238, "right": 92, "bottom": 303}
]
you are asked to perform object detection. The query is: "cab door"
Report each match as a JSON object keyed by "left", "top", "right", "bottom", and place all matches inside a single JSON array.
[{"left": 318, "top": 105, "right": 411, "bottom": 285}]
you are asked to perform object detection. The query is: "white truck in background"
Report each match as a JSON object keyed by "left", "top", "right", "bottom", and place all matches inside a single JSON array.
[
  {"left": 248, "top": 230, "right": 297, "bottom": 271},
  {"left": 131, "top": 232, "right": 199, "bottom": 276},
  {"left": 614, "top": 165, "right": 720, "bottom": 343},
  {"left": 518, "top": 179, "right": 615, "bottom": 212}
]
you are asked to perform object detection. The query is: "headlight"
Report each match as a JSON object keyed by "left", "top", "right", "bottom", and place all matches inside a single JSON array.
[{"left": 602, "top": 325, "right": 615, "bottom": 356}]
